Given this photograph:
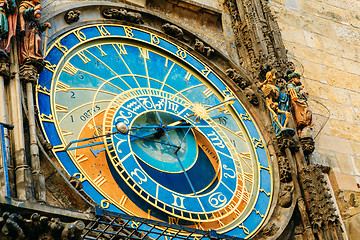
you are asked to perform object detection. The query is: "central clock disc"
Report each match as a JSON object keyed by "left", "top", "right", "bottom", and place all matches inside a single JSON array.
[
  {"left": 37, "top": 24, "right": 273, "bottom": 238},
  {"left": 130, "top": 111, "right": 199, "bottom": 173}
]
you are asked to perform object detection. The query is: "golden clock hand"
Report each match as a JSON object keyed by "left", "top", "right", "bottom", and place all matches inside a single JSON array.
[
  {"left": 64, "top": 131, "right": 117, "bottom": 151},
  {"left": 65, "top": 122, "right": 129, "bottom": 151},
  {"left": 192, "top": 97, "right": 235, "bottom": 120},
  {"left": 206, "top": 96, "right": 235, "bottom": 112}
]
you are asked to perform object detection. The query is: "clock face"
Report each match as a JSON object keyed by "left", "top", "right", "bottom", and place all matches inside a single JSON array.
[{"left": 37, "top": 24, "right": 273, "bottom": 238}]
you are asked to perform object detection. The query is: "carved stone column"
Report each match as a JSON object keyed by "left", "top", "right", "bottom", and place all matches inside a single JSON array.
[
  {"left": 9, "top": 39, "right": 34, "bottom": 200},
  {"left": 278, "top": 133, "right": 316, "bottom": 240},
  {"left": 0, "top": 53, "right": 12, "bottom": 197},
  {"left": 299, "top": 165, "right": 344, "bottom": 240},
  {"left": 20, "top": 63, "right": 46, "bottom": 202}
]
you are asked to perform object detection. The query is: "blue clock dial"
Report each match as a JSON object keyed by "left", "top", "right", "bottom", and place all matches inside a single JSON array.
[{"left": 37, "top": 24, "right": 273, "bottom": 239}]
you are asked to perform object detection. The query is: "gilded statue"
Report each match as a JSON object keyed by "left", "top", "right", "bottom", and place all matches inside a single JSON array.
[{"left": 260, "top": 69, "right": 291, "bottom": 135}]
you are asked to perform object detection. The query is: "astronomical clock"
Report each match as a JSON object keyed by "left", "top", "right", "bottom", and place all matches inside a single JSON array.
[{"left": 37, "top": 24, "right": 273, "bottom": 238}]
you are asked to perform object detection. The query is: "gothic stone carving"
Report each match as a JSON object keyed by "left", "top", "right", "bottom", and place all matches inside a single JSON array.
[
  {"left": 244, "top": 87, "right": 259, "bottom": 106},
  {"left": 299, "top": 165, "right": 342, "bottom": 235},
  {"left": 19, "top": 63, "right": 38, "bottom": 83},
  {"left": 102, "top": 8, "right": 143, "bottom": 24},
  {"left": 0, "top": 50, "right": 9, "bottom": 77},
  {"left": 225, "top": 68, "right": 258, "bottom": 105},
  {"left": 277, "top": 133, "right": 298, "bottom": 153},
  {"left": 261, "top": 223, "right": 279, "bottom": 237},
  {"left": 64, "top": 10, "right": 81, "bottom": 24},
  {"left": 162, "top": 23, "right": 189, "bottom": 42},
  {"left": 194, "top": 39, "right": 214, "bottom": 58},
  {"left": 226, "top": 68, "right": 249, "bottom": 89},
  {"left": 279, "top": 185, "right": 293, "bottom": 208},
  {"left": 0, "top": 211, "right": 85, "bottom": 239},
  {"left": 278, "top": 156, "right": 292, "bottom": 183}
]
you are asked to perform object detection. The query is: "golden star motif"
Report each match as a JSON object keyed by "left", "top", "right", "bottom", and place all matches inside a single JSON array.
[
  {"left": 192, "top": 102, "right": 210, "bottom": 120},
  {"left": 88, "top": 123, "right": 94, "bottom": 129}
]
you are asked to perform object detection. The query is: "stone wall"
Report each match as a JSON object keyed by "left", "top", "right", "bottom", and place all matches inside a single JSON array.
[{"left": 268, "top": 0, "right": 360, "bottom": 237}]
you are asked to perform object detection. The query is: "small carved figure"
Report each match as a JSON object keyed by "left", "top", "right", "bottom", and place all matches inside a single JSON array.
[
  {"left": 61, "top": 220, "right": 85, "bottom": 240},
  {"left": 225, "top": 68, "right": 248, "bottom": 89},
  {"left": 19, "top": 0, "right": 51, "bottom": 71},
  {"left": 64, "top": 10, "right": 81, "bottom": 24},
  {"left": 287, "top": 72, "right": 313, "bottom": 136},
  {"left": 102, "top": 8, "right": 143, "bottom": 24},
  {"left": 0, "top": 213, "right": 25, "bottom": 239},
  {"left": 244, "top": 87, "right": 259, "bottom": 105},
  {"left": 260, "top": 69, "right": 291, "bottom": 135},
  {"left": 194, "top": 38, "right": 214, "bottom": 58},
  {"left": 162, "top": 23, "right": 189, "bottom": 42},
  {"left": 125, "top": 11, "right": 143, "bottom": 24},
  {"left": 279, "top": 185, "right": 293, "bottom": 208}
]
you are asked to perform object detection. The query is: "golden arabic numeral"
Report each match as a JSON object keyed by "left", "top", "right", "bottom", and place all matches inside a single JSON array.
[
  {"left": 201, "top": 66, "right": 211, "bottom": 77},
  {"left": 240, "top": 112, "right": 252, "bottom": 121},
  {"left": 252, "top": 137, "right": 264, "bottom": 149},
  {"left": 100, "top": 199, "right": 110, "bottom": 209},
  {"left": 97, "top": 25, "right": 111, "bottom": 36},
  {"left": 73, "top": 29, "right": 86, "bottom": 41},
  {"left": 40, "top": 113, "right": 54, "bottom": 122},
  {"left": 44, "top": 60, "right": 56, "bottom": 73},
  {"left": 124, "top": 26, "right": 133, "bottom": 37},
  {"left": 176, "top": 47, "right": 187, "bottom": 59},
  {"left": 150, "top": 33, "right": 160, "bottom": 45},
  {"left": 37, "top": 85, "right": 50, "bottom": 95},
  {"left": 54, "top": 40, "right": 68, "bottom": 54},
  {"left": 73, "top": 173, "right": 87, "bottom": 182}
]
